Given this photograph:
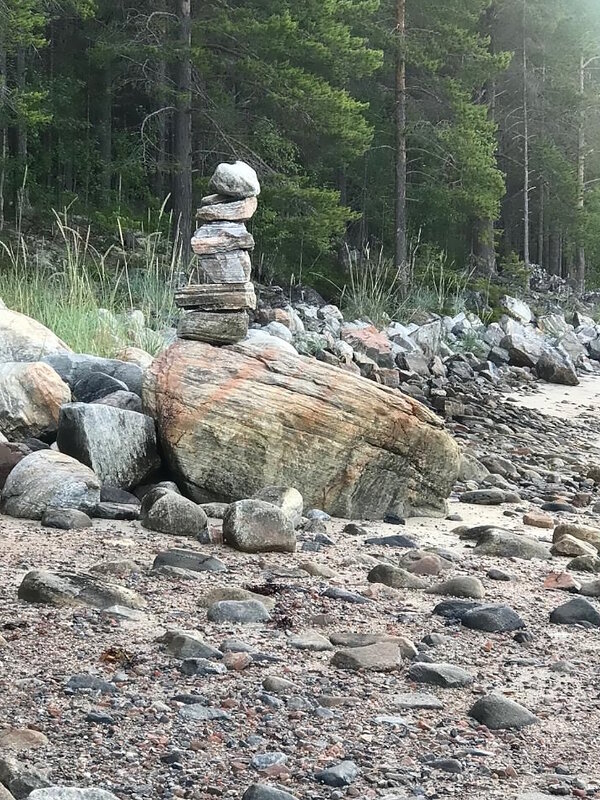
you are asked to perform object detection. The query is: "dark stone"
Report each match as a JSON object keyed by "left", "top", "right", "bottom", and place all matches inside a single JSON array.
[
  {"left": 487, "top": 568, "right": 512, "bottom": 581},
  {"left": 459, "top": 489, "right": 505, "bottom": 505},
  {"left": 343, "top": 523, "right": 367, "bottom": 536},
  {"left": 179, "top": 658, "right": 227, "bottom": 676},
  {"left": 152, "top": 548, "right": 227, "bottom": 574},
  {"left": 94, "top": 502, "right": 140, "bottom": 520},
  {"left": 549, "top": 596, "right": 600, "bottom": 627},
  {"left": 542, "top": 501, "right": 577, "bottom": 513},
  {"left": 535, "top": 349, "right": 578, "bottom": 386},
  {"left": 93, "top": 390, "right": 143, "bottom": 413},
  {"left": 41, "top": 507, "right": 92, "bottom": 530},
  {"left": 383, "top": 513, "right": 406, "bottom": 525},
  {"left": 433, "top": 600, "right": 482, "bottom": 621},
  {"left": 314, "top": 761, "right": 359, "bottom": 787},
  {"left": 65, "top": 674, "right": 116, "bottom": 694},
  {"left": 408, "top": 662, "right": 473, "bottom": 687},
  {"left": 73, "top": 371, "right": 128, "bottom": 402},
  {"left": 100, "top": 486, "right": 141, "bottom": 505},
  {"left": 44, "top": 353, "right": 143, "bottom": 396},
  {"left": 469, "top": 693, "right": 537, "bottom": 730},
  {"left": 461, "top": 604, "right": 525, "bottom": 633},
  {"left": 86, "top": 711, "right": 115, "bottom": 724},
  {"left": 428, "top": 758, "right": 463, "bottom": 774},
  {"left": 322, "top": 586, "right": 371, "bottom": 604},
  {"left": 364, "top": 534, "right": 418, "bottom": 548},
  {"left": 242, "top": 784, "right": 299, "bottom": 800}
]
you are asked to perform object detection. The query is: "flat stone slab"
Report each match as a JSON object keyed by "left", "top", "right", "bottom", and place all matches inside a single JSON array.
[
  {"left": 18, "top": 570, "right": 146, "bottom": 611},
  {"left": 206, "top": 599, "right": 270, "bottom": 624},
  {"left": 392, "top": 692, "right": 444, "bottom": 710},
  {"left": 408, "top": 662, "right": 473, "bottom": 688},
  {"left": 331, "top": 642, "right": 401, "bottom": 671}
]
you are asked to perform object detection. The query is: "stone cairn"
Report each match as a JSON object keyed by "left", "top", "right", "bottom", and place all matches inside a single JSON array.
[{"left": 175, "top": 160, "right": 260, "bottom": 345}]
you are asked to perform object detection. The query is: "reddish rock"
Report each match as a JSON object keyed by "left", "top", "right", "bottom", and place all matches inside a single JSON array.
[
  {"left": 341, "top": 325, "right": 394, "bottom": 366},
  {"left": 407, "top": 555, "right": 444, "bottom": 576},
  {"left": 523, "top": 510, "right": 554, "bottom": 529},
  {"left": 144, "top": 339, "right": 460, "bottom": 519},
  {"left": 543, "top": 572, "right": 581, "bottom": 592},
  {"left": 0, "top": 443, "right": 27, "bottom": 489}
]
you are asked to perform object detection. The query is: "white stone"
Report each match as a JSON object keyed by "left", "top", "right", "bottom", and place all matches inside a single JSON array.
[
  {"left": 501, "top": 295, "right": 532, "bottom": 324},
  {"left": 209, "top": 160, "right": 260, "bottom": 198},
  {"left": 265, "top": 322, "right": 294, "bottom": 344}
]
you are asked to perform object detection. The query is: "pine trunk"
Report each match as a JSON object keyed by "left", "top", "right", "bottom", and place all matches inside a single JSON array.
[
  {"left": 576, "top": 53, "right": 586, "bottom": 292},
  {"left": 0, "top": 36, "right": 6, "bottom": 230},
  {"left": 16, "top": 46, "right": 29, "bottom": 217},
  {"left": 522, "top": 33, "right": 530, "bottom": 267},
  {"left": 394, "top": 0, "right": 408, "bottom": 294},
  {"left": 99, "top": 62, "right": 112, "bottom": 203},
  {"left": 172, "top": 0, "right": 193, "bottom": 263},
  {"left": 537, "top": 180, "right": 544, "bottom": 266}
]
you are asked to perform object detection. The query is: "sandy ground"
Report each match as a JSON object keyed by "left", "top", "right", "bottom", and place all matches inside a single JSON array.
[
  {"left": 2, "top": 379, "right": 600, "bottom": 800},
  {"left": 508, "top": 373, "right": 600, "bottom": 420}
]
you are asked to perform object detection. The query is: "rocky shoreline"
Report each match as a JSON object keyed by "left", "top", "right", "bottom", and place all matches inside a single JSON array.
[
  {"left": 2, "top": 377, "right": 600, "bottom": 800},
  {"left": 2, "top": 161, "right": 600, "bottom": 800}
]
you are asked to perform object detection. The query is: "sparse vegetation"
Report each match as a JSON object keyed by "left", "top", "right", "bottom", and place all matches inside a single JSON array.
[{"left": 0, "top": 208, "right": 180, "bottom": 356}]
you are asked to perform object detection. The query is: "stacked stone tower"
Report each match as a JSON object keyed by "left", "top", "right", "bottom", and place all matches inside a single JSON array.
[{"left": 175, "top": 161, "right": 260, "bottom": 345}]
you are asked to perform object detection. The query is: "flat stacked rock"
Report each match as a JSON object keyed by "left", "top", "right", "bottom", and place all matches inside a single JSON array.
[{"left": 176, "top": 161, "right": 260, "bottom": 345}]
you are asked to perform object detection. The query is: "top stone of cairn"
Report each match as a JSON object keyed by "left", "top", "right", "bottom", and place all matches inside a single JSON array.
[{"left": 209, "top": 160, "right": 260, "bottom": 199}]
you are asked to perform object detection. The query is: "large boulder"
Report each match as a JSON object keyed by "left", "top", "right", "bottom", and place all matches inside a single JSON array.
[
  {"left": 500, "top": 296, "right": 532, "bottom": 324},
  {"left": 43, "top": 353, "right": 143, "bottom": 397},
  {"left": 1, "top": 450, "right": 101, "bottom": 519},
  {"left": 535, "top": 349, "right": 579, "bottom": 386},
  {"left": 0, "top": 362, "right": 71, "bottom": 440},
  {"left": 57, "top": 403, "right": 160, "bottom": 489},
  {"left": 143, "top": 340, "right": 460, "bottom": 519},
  {"left": 223, "top": 499, "right": 296, "bottom": 553},
  {"left": 141, "top": 489, "right": 208, "bottom": 538},
  {"left": 0, "top": 308, "right": 71, "bottom": 363},
  {"left": 500, "top": 333, "right": 544, "bottom": 368},
  {"left": 18, "top": 569, "right": 146, "bottom": 610}
]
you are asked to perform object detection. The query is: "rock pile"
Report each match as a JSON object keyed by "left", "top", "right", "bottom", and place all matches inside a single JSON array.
[{"left": 176, "top": 161, "right": 260, "bottom": 345}]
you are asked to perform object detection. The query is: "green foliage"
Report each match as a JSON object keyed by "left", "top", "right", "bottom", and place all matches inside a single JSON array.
[
  {"left": 498, "top": 251, "right": 531, "bottom": 291},
  {"left": 0, "top": 210, "right": 178, "bottom": 356},
  {"left": 340, "top": 246, "right": 404, "bottom": 325},
  {"left": 3, "top": 0, "right": 600, "bottom": 293},
  {"left": 340, "top": 239, "right": 469, "bottom": 326},
  {"left": 253, "top": 176, "right": 359, "bottom": 283}
]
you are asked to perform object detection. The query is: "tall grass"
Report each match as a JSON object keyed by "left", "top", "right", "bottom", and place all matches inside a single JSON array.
[
  {"left": 341, "top": 238, "right": 471, "bottom": 326},
  {"left": 0, "top": 204, "right": 180, "bottom": 356}
]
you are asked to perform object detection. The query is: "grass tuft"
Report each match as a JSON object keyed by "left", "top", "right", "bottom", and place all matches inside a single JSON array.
[{"left": 0, "top": 205, "right": 180, "bottom": 356}]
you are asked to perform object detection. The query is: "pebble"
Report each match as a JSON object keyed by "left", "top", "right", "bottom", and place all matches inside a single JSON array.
[
  {"left": 242, "top": 785, "right": 299, "bottom": 800},
  {"left": 288, "top": 631, "right": 333, "bottom": 651},
  {"left": 331, "top": 642, "right": 401, "bottom": 672},
  {"left": 428, "top": 576, "right": 485, "bottom": 599},
  {"left": 487, "top": 568, "right": 512, "bottom": 581},
  {"left": 408, "top": 662, "right": 474, "bottom": 688},
  {"left": 206, "top": 600, "right": 271, "bottom": 623},
  {"left": 392, "top": 692, "right": 444, "bottom": 710},
  {"left": 469, "top": 692, "right": 537, "bottom": 730},
  {"left": 315, "top": 761, "right": 359, "bottom": 787}
]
